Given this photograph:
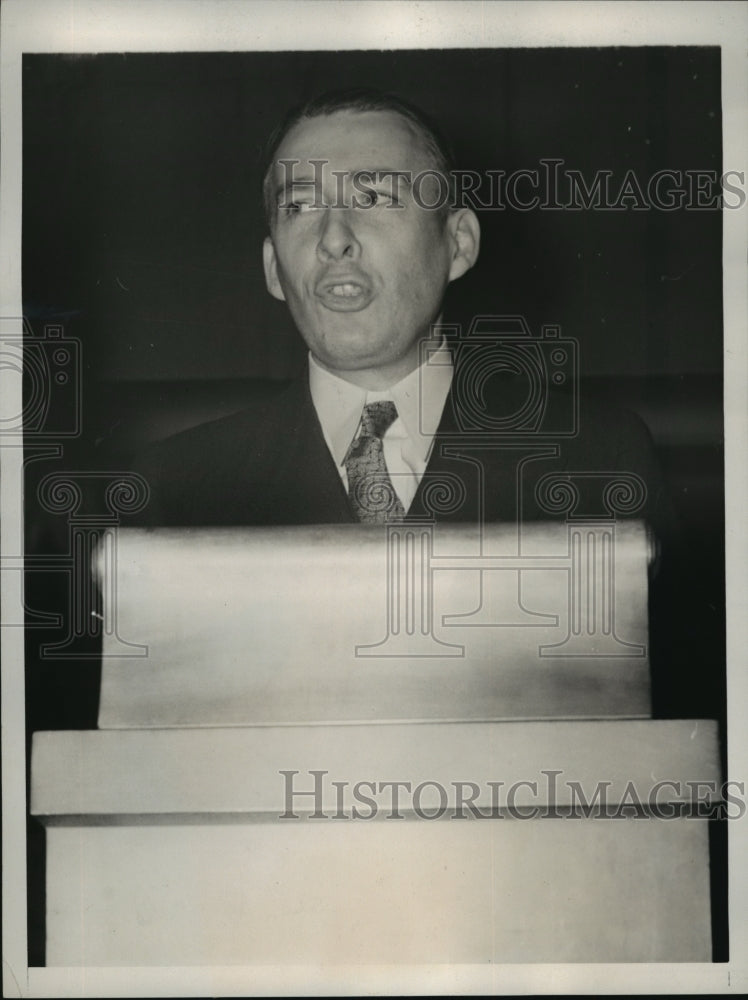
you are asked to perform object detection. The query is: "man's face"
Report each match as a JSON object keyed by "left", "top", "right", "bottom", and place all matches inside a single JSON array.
[{"left": 263, "top": 109, "right": 478, "bottom": 387}]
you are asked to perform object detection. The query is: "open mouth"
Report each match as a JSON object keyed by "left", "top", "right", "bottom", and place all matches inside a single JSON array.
[
  {"left": 328, "top": 283, "right": 363, "bottom": 298},
  {"left": 316, "top": 278, "right": 373, "bottom": 312}
]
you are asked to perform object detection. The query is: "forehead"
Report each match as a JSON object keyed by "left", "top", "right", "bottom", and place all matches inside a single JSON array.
[{"left": 273, "top": 109, "right": 432, "bottom": 175}]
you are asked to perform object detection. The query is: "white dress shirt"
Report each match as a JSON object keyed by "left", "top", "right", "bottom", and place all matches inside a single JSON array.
[{"left": 308, "top": 344, "right": 454, "bottom": 513}]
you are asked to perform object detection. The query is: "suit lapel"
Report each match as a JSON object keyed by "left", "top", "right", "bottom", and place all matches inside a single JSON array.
[
  {"left": 266, "top": 376, "right": 355, "bottom": 524},
  {"left": 407, "top": 385, "right": 482, "bottom": 523}
]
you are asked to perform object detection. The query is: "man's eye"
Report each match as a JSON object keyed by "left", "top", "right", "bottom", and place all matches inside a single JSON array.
[{"left": 281, "top": 200, "right": 322, "bottom": 216}]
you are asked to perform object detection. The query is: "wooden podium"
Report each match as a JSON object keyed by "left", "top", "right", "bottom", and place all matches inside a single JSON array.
[{"left": 30, "top": 524, "right": 721, "bottom": 964}]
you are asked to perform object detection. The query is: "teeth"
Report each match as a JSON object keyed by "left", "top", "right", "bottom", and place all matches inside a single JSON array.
[{"left": 329, "top": 283, "right": 361, "bottom": 297}]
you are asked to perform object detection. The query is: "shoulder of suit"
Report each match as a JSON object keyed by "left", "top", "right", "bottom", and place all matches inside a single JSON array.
[
  {"left": 464, "top": 372, "right": 650, "bottom": 438},
  {"left": 131, "top": 377, "right": 304, "bottom": 474}
]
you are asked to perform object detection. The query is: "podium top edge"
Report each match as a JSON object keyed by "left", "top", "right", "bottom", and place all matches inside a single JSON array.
[{"left": 30, "top": 719, "right": 722, "bottom": 819}]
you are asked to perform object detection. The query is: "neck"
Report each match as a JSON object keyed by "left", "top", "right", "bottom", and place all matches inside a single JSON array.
[{"left": 312, "top": 334, "right": 444, "bottom": 391}]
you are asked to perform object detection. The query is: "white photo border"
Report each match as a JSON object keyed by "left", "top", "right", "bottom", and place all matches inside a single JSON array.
[{"left": 2, "top": 1, "right": 746, "bottom": 996}]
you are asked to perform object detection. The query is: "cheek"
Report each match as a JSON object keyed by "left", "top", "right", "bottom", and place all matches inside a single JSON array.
[
  {"left": 276, "top": 251, "right": 313, "bottom": 306},
  {"left": 397, "top": 256, "right": 444, "bottom": 312}
]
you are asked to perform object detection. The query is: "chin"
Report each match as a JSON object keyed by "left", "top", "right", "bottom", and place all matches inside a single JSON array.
[
  {"left": 319, "top": 336, "right": 390, "bottom": 367},
  {"left": 323, "top": 353, "right": 383, "bottom": 373}
]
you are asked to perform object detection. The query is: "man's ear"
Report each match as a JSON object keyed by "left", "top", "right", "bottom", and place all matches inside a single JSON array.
[
  {"left": 446, "top": 208, "right": 481, "bottom": 284},
  {"left": 263, "top": 236, "right": 287, "bottom": 302}
]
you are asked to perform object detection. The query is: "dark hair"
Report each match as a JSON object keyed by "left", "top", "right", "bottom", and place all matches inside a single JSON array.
[{"left": 261, "top": 87, "right": 456, "bottom": 227}]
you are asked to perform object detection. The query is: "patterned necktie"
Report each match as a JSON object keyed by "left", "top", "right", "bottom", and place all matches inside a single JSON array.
[{"left": 344, "top": 401, "right": 406, "bottom": 524}]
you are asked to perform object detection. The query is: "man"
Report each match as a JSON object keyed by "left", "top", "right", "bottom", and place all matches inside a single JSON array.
[{"left": 134, "top": 88, "right": 672, "bottom": 539}]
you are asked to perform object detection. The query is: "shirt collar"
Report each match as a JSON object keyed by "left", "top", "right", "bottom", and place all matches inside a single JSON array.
[{"left": 308, "top": 342, "right": 454, "bottom": 468}]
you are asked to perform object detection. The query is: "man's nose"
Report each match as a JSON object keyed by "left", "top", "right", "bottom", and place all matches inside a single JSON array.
[{"left": 316, "top": 209, "right": 361, "bottom": 262}]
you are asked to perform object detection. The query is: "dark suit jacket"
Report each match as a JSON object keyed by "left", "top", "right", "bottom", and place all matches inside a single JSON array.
[{"left": 132, "top": 371, "right": 675, "bottom": 541}]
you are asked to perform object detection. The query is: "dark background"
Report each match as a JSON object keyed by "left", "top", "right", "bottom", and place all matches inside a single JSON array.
[
  {"left": 23, "top": 48, "right": 722, "bottom": 382},
  {"left": 22, "top": 48, "right": 726, "bottom": 962}
]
